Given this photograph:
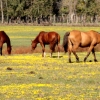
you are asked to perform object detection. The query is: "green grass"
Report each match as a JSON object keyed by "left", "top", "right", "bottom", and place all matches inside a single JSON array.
[
  {"left": 0, "top": 26, "right": 100, "bottom": 47},
  {"left": 0, "top": 26, "right": 100, "bottom": 99},
  {"left": 0, "top": 53, "right": 100, "bottom": 100}
]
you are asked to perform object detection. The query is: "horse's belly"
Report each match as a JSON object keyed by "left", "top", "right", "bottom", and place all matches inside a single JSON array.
[
  {"left": 80, "top": 43, "right": 91, "bottom": 47},
  {"left": 80, "top": 39, "right": 91, "bottom": 47},
  {"left": 80, "top": 35, "right": 91, "bottom": 47},
  {"left": 44, "top": 41, "right": 49, "bottom": 44}
]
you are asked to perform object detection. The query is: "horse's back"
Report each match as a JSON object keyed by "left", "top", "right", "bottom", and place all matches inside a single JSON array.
[
  {"left": 86, "top": 30, "right": 99, "bottom": 44},
  {"left": 69, "top": 30, "right": 91, "bottom": 47},
  {"left": 87, "top": 30, "right": 99, "bottom": 38},
  {"left": 69, "top": 30, "right": 99, "bottom": 47},
  {"left": 48, "top": 32, "right": 60, "bottom": 43},
  {"left": 38, "top": 31, "right": 60, "bottom": 44},
  {"left": 48, "top": 31, "right": 60, "bottom": 38}
]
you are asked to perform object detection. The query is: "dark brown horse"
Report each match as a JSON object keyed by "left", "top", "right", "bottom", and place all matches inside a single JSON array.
[
  {"left": 63, "top": 30, "right": 100, "bottom": 62},
  {"left": 31, "top": 31, "right": 60, "bottom": 58},
  {"left": 0, "top": 31, "right": 12, "bottom": 55}
]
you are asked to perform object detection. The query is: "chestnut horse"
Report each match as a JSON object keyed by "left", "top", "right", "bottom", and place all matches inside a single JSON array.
[
  {"left": 63, "top": 30, "right": 100, "bottom": 63},
  {"left": 0, "top": 31, "right": 12, "bottom": 55},
  {"left": 31, "top": 31, "right": 60, "bottom": 58}
]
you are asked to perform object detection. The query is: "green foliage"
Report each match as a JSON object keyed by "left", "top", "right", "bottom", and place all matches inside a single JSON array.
[
  {"left": 86, "top": 0, "right": 97, "bottom": 16},
  {"left": 0, "top": 0, "right": 100, "bottom": 23},
  {"left": 76, "top": 0, "right": 86, "bottom": 15},
  {"left": 7, "top": 0, "right": 19, "bottom": 16},
  {"left": 60, "top": 6, "right": 69, "bottom": 14},
  {"left": 3, "top": 0, "right": 54, "bottom": 18}
]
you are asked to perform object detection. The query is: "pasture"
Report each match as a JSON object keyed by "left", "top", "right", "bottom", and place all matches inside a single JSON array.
[{"left": 0, "top": 26, "right": 100, "bottom": 100}]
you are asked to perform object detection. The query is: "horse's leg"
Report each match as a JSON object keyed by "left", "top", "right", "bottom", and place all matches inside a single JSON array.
[
  {"left": 84, "top": 45, "right": 94, "bottom": 62},
  {"left": 68, "top": 45, "right": 72, "bottom": 63},
  {"left": 50, "top": 50, "right": 53, "bottom": 57},
  {"left": 40, "top": 43, "right": 45, "bottom": 57},
  {"left": 72, "top": 45, "right": 79, "bottom": 62},
  {"left": 57, "top": 44, "right": 60, "bottom": 58},
  {"left": 0, "top": 41, "right": 3, "bottom": 55},
  {"left": 73, "top": 52, "right": 79, "bottom": 62},
  {"left": 68, "top": 50, "right": 72, "bottom": 63},
  {"left": 49, "top": 44, "right": 52, "bottom": 57},
  {"left": 43, "top": 45, "right": 46, "bottom": 57},
  {"left": 92, "top": 48, "right": 98, "bottom": 62},
  {"left": 50, "top": 44, "right": 55, "bottom": 58},
  {"left": 0, "top": 47, "right": 2, "bottom": 55}
]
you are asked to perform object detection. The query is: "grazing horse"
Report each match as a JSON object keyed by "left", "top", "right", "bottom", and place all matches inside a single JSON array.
[
  {"left": 63, "top": 30, "right": 100, "bottom": 63},
  {"left": 31, "top": 31, "right": 60, "bottom": 58},
  {"left": 0, "top": 31, "right": 12, "bottom": 55}
]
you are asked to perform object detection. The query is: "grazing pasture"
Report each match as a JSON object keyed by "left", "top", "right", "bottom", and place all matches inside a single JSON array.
[
  {"left": 1, "top": 26, "right": 100, "bottom": 54},
  {"left": 0, "top": 26, "right": 100, "bottom": 99}
]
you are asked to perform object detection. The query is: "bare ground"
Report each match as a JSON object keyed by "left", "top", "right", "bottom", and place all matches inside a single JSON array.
[{"left": 2, "top": 44, "right": 100, "bottom": 55}]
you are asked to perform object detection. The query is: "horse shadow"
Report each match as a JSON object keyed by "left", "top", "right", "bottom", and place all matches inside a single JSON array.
[
  {"left": 68, "top": 60, "right": 98, "bottom": 63},
  {"left": 46, "top": 55, "right": 63, "bottom": 58}
]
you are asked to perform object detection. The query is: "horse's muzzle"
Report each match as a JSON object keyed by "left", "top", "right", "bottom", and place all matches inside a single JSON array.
[{"left": 31, "top": 48, "right": 34, "bottom": 52}]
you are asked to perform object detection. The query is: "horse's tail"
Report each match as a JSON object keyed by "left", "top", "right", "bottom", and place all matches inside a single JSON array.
[{"left": 63, "top": 32, "right": 70, "bottom": 52}]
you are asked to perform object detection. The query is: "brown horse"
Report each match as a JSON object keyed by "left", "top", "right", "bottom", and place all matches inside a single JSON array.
[
  {"left": 31, "top": 31, "right": 60, "bottom": 58},
  {"left": 0, "top": 31, "right": 12, "bottom": 55},
  {"left": 63, "top": 30, "right": 100, "bottom": 63}
]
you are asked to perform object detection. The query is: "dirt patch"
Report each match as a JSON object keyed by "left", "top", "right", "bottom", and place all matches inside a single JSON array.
[{"left": 2, "top": 44, "right": 100, "bottom": 55}]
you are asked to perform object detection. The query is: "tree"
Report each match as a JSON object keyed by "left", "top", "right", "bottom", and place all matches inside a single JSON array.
[
  {"left": 76, "top": 0, "right": 86, "bottom": 15},
  {"left": 0, "top": 0, "right": 100, "bottom": 25},
  {"left": 0, "top": 0, "right": 4, "bottom": 23},
  {"left": 85, "top": 0, "right": 97, "bottom": 22}
]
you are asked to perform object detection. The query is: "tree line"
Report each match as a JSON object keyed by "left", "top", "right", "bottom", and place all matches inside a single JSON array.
[{"left": 0, "top": 0, "right": 100, "bottom": 26}]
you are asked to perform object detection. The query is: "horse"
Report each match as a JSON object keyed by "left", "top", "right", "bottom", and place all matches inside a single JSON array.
[
  {"left": 31, "top": 31, "right": 60, "bottom": 58},
  {"left": 0, "top": 31, "right": 12, "bottom": 55},
  {"left": 63, "top": 30, "right": 100, "bottom": 63}
]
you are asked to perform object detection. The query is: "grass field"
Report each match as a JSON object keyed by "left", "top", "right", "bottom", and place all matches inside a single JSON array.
[{"left": 0, "top": 26, "right": 100, "bottom": 100}]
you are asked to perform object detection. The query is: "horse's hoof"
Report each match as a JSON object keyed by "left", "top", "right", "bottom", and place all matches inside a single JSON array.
[
  {"left": 84, "top": 58, "right": 87, "bottom": 62},
  {"left": 69, "top": 59, "right": 72, "bottom": 63},
  {"left": 89, "top": 60, "right": 92, "bottom": 62},
  {"left": 69, "top": 61, "right": 72, "bottom": 63},
  {"left": 94, "top": 59, "right": 98, "bottom": 62},
  {"left": 76, "top": 59, "right": 79, "bottom": 63},
  {"left": 84, "top": 60, "right": 86, "bottom": 62}
]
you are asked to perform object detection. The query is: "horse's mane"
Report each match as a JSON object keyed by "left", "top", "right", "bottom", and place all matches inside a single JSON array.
[{"left": 33, "top": 31, "right": 45, "bottom": 42}]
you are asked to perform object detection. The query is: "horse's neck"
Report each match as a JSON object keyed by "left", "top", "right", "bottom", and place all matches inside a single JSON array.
[
  {"left": 6, "top": 38, "right": 11, "bottom": 47},
  {"left": 34, "top": 36, "right": 39, "bottom": 44}
]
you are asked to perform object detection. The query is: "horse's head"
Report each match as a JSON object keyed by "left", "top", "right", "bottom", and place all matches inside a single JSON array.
[
  {"left": 31, "top": 40, "right": 37, "bottom": 51},
  {"left": 7, "top": 46, "right": 12, "bottom": 54}
]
